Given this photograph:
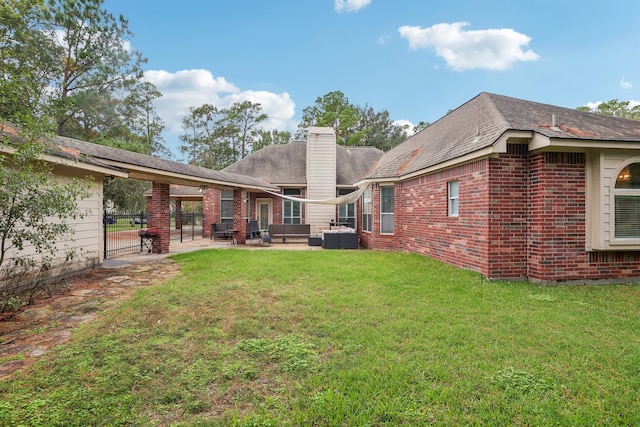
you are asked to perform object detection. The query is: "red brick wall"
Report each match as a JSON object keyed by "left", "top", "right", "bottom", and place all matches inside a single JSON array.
[
  {"left": 393, "top": 160, "right": 491, "bottom": 274},
  {"left": 233, "top": 189, "right": 247, "bottom": 244},
  {"left": 149, "top": 182, "right": 170, "bottom": 253},
  {"left": 363, "top": 146, "right": 640, "bottom": 283},
  {"left": 202, "top": 188, "right": 219, "bottom": 238},
  {"left": 527, "top": 152, "right": 640, "bottom": 283},
  {"left": 487, "top": 144, "right": 529, "bottom": 279}
]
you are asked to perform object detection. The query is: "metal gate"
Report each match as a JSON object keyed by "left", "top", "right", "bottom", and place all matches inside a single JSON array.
[
  {"left": 170, "top": 210, "right": 204, "bottom": 243},
  {"left": 103, "top": 209, "right": 204, "bottom": 259}
]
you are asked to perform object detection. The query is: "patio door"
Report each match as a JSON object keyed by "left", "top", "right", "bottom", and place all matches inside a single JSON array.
[{"left": 256, "top": 198, "right": 272, "bottom": 232}]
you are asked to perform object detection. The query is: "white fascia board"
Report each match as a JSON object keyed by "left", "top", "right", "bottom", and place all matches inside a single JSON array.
[{"left": 530, "top": 134, "right": 640, "bottom": 152}]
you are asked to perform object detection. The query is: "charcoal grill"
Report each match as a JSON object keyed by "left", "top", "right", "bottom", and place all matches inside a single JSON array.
[{"left": 138, "top": 227, "right": 160, "bottom": 253}]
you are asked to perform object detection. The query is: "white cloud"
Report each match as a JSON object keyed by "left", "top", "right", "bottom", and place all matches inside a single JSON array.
[
  {"left": 620, "top": 78, "right": 633, "bottom": 90},
  {"left": 398, "top": 22, "right": 539, "bottom": 71},
  {"left": 392, "top": 119, "right": 415, "bottom": 136},
  {"left": 143, "top": 69, "right": 296, "bottom": 135},
  {"left": 334, "top": 0, "right": 371, "bottom": 13},
  {"left": 584, "top": 101, "right": 601, "bottom": 111}
]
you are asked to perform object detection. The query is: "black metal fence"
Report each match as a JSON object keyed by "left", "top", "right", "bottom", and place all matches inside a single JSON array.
[
  {"left": 170, "top": 210, "right": 204, "bottom": 243},
  {"left": 103, "top": 210, "right": 204, "bottom": 259}
]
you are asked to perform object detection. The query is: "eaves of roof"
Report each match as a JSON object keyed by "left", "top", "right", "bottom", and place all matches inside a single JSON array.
[
  {"left": 364, "top": 92, "right": 640, "bottom": 182},
  {"left": 55, "top": 136, "right": 279, "bottom": 192}
]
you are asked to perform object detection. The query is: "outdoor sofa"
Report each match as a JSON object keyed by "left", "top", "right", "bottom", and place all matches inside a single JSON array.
[{"left": 268, "top": 224, "right": 311, "bottom": 243}]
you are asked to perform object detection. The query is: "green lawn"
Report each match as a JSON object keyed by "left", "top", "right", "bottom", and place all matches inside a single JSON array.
[{"left": 1, "top": 249, "right": 639, "bottom": 426}]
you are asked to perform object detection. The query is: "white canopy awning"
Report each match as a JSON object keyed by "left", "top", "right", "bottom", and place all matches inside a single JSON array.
[{"left": 265, "top": 186, "right": 366, "bottom": 205}]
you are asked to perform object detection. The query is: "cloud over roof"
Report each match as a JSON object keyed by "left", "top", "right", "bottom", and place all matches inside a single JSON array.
[{"left": 398, "top": 22, "right": 539, "bottom": 71}]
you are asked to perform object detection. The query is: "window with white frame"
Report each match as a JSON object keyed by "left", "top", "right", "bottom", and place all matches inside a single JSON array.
[
  {"left": 338, "top": 188, "right": 356, "bottom": 228},
  {"left": 221, "top": 190, "right": 234, "bottom": 223},
  {"left": 283, "top": 188, "right": 302, "bottom": 224},
  {"left": 614, "top": 162, "right": 640, "bottom": 239},
  {"left": 362, "top": 186, "right": 372, "bottom": 232},
  {"left": 380, "top": 185, "right": 395, "bottom": 234},
  {"left": 448, "top": 181, "right": 459, "bottom": 217}
]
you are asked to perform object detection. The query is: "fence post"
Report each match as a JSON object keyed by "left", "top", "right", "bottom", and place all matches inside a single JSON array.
[
  {"left": 103, "top": 209, "right": 108, "bottom": 259},
  {"left": 191, "top": 212, "right": 195, "bottom": 240}
]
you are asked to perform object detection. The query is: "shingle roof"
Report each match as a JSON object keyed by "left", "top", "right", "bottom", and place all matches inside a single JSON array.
[
  {"left": 222, "top": 141, "right": 384, "bottom": 186},
  {"left": 55, "top": 136, "right": 278, "bottom": 191},
  {"left": 2, "top": 122, "right": 279, "bottom": 190},
  {"left": 367, "top": 92, "right": 640, "bottom": 180}
]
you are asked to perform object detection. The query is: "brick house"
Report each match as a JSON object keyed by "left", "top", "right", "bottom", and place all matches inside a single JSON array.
[
  {"left": 206, "top": 127, "right": 383, "bottom": 237},
  {"left": 357, "top": 92, "right": 640, "bottom": 283}
]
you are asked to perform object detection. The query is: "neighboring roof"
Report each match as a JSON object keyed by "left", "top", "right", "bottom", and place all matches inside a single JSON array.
[
  {"left": 367, "top": 92, "right": 640, "bottom": 180},
  {"left": 222, "top": 141, "right": 384, "bottom": 186}
]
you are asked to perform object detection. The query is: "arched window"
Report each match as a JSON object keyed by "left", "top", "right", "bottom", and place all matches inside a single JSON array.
[{"left": 614, "top": 162, "right": 640, "bottom": 238}]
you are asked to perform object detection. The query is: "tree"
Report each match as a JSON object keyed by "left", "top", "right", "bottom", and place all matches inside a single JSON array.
[
  {"left": 179, "top": 104, "right": 235, "bottom": 169},
  {"left": 359, "top": 106, "right": 409, "bottom": 152},
  {"left": 48, "top": 0, "right": 146, "bottom": 137},
  {"left": 296, "top": 91, "right": 362, "bottom": 145},
  {"left": 413, "top": 121, "right": 430, "bottom": 134},
  {"left": 0, "top": 0, "right": 61, "bottom": 122},
  {"left": 178, "top": 101, "right": 276, "bottom": 169},
  {"left": 117, "top": 81, "right": 168, "bottom": 157},
  {"left": 0, "top": 121, "right": 92, "bottom": 275},
  {"left": 296, "top": 90, "right": 409, "bottom": 150},
  {"left": 254, "top": 129, "right": 291, "bottom": 152},
  {"left": 578, "top": 99, "right": 640, "bottom": 120},
  {"left": 225, "top": 101, "right": 267, "bottom": 159}
]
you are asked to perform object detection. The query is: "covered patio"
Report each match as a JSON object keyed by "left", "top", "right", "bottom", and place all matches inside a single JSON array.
[{"left": 56, "top": 137, "right": 279, "bottom": 257}]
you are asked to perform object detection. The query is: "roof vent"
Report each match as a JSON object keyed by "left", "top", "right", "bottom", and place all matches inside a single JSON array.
[
  {"left": 473, "top": 126, "right": 480, "bottom": 142},
  {"left": 551, "top": 114, "right": 561, "bottom": 131}
]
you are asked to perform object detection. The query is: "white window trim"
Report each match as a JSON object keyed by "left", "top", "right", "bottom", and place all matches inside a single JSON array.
[
  {"left": 448, "top": 181, "right": 459, "bottom": 217},
  {"left": 282, "top": 188, "right": 302, "bottom": 224},
  {"left": 380, "top": 185, "right": 395, "bottom": 235},
  {"left": 362, "top": 185, "right": 372, "bottom": 233},
  {"left": 221, "top": 189, "right": 234, "bottom": 223},
  {"left": 610, "top": 159, "right": 640, "bottom": 246}
]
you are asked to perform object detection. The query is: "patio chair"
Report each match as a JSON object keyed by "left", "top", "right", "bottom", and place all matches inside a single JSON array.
[
  {"left": 248, "top": 220, "right": 261, "bottom": 245},
  {"left": 212, "top": 222, "right": 231, "bottom": 241}
]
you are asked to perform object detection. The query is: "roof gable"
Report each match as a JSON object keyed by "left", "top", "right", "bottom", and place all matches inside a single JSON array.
[{"left": 223, "top": 141, "right": 383, "bottom": 186}]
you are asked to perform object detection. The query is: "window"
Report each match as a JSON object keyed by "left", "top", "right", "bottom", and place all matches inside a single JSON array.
[
  {"left": 448, "top": 181, "right": 459, "bottom": 217},
  {"left": 380, "top": 185, "right": 394, "bottom": 234},
  {"left": 338, "top": 189, "right": 356, "bottom": 228},
  {"left": 614, "top": 163, "right": 640, "bottom": 239},
  {"left": 221, "top": 190, "right": 234, "bottom": 223},
  {"left": 362, "top": 186, "right": 372, "bottom": 232},
  {"left": 283, "top": 188, "right": 302, "bottom": 224}
]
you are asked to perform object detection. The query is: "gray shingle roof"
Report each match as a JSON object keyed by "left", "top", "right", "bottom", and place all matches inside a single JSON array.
[
  {"left": 54, "top": 136, "right": 278, "bottom": 191},
  {"left": 367, "top": 92, "right": 640, "bottom": 180},
  {"left": 223, "top": 141, "right": 384, "bottom": 186}
]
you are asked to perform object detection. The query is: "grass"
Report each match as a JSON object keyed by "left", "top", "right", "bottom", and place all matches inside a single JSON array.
[{"left": 1, "top": 249, "right": 639, "bottom": 426}]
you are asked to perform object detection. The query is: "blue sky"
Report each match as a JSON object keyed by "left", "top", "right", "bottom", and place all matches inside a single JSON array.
[{"left": 104, "top": 0, "right": 640, "bottom": 159}]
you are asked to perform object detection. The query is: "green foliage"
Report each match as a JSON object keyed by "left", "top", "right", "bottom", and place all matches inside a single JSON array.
[
  {"left": 0, "top": 0, "right": 60, "bottom": 122},
  {"left": 179, "top": 101, "right": 270, "bottom": 168},
  {"left": 0, "top": 125, "right": 92, "bottom": 270},
  {"left": 1, "top": 0, "right": 167, "bottom": 158},
  {"left": 296, "top": 90, "right": 409, "bottom": 150},
  {"left": 253, "top": 129, "right": 291, "bottom": 152},
  {"left": 2, "top": 250, "right": 639, "bottom": 425},
  {"left": 49, "top": 0, "right": 146, "bottom": 136},
  {"left": 578, "top": 99, "right": 640, "bottom": 120}
]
